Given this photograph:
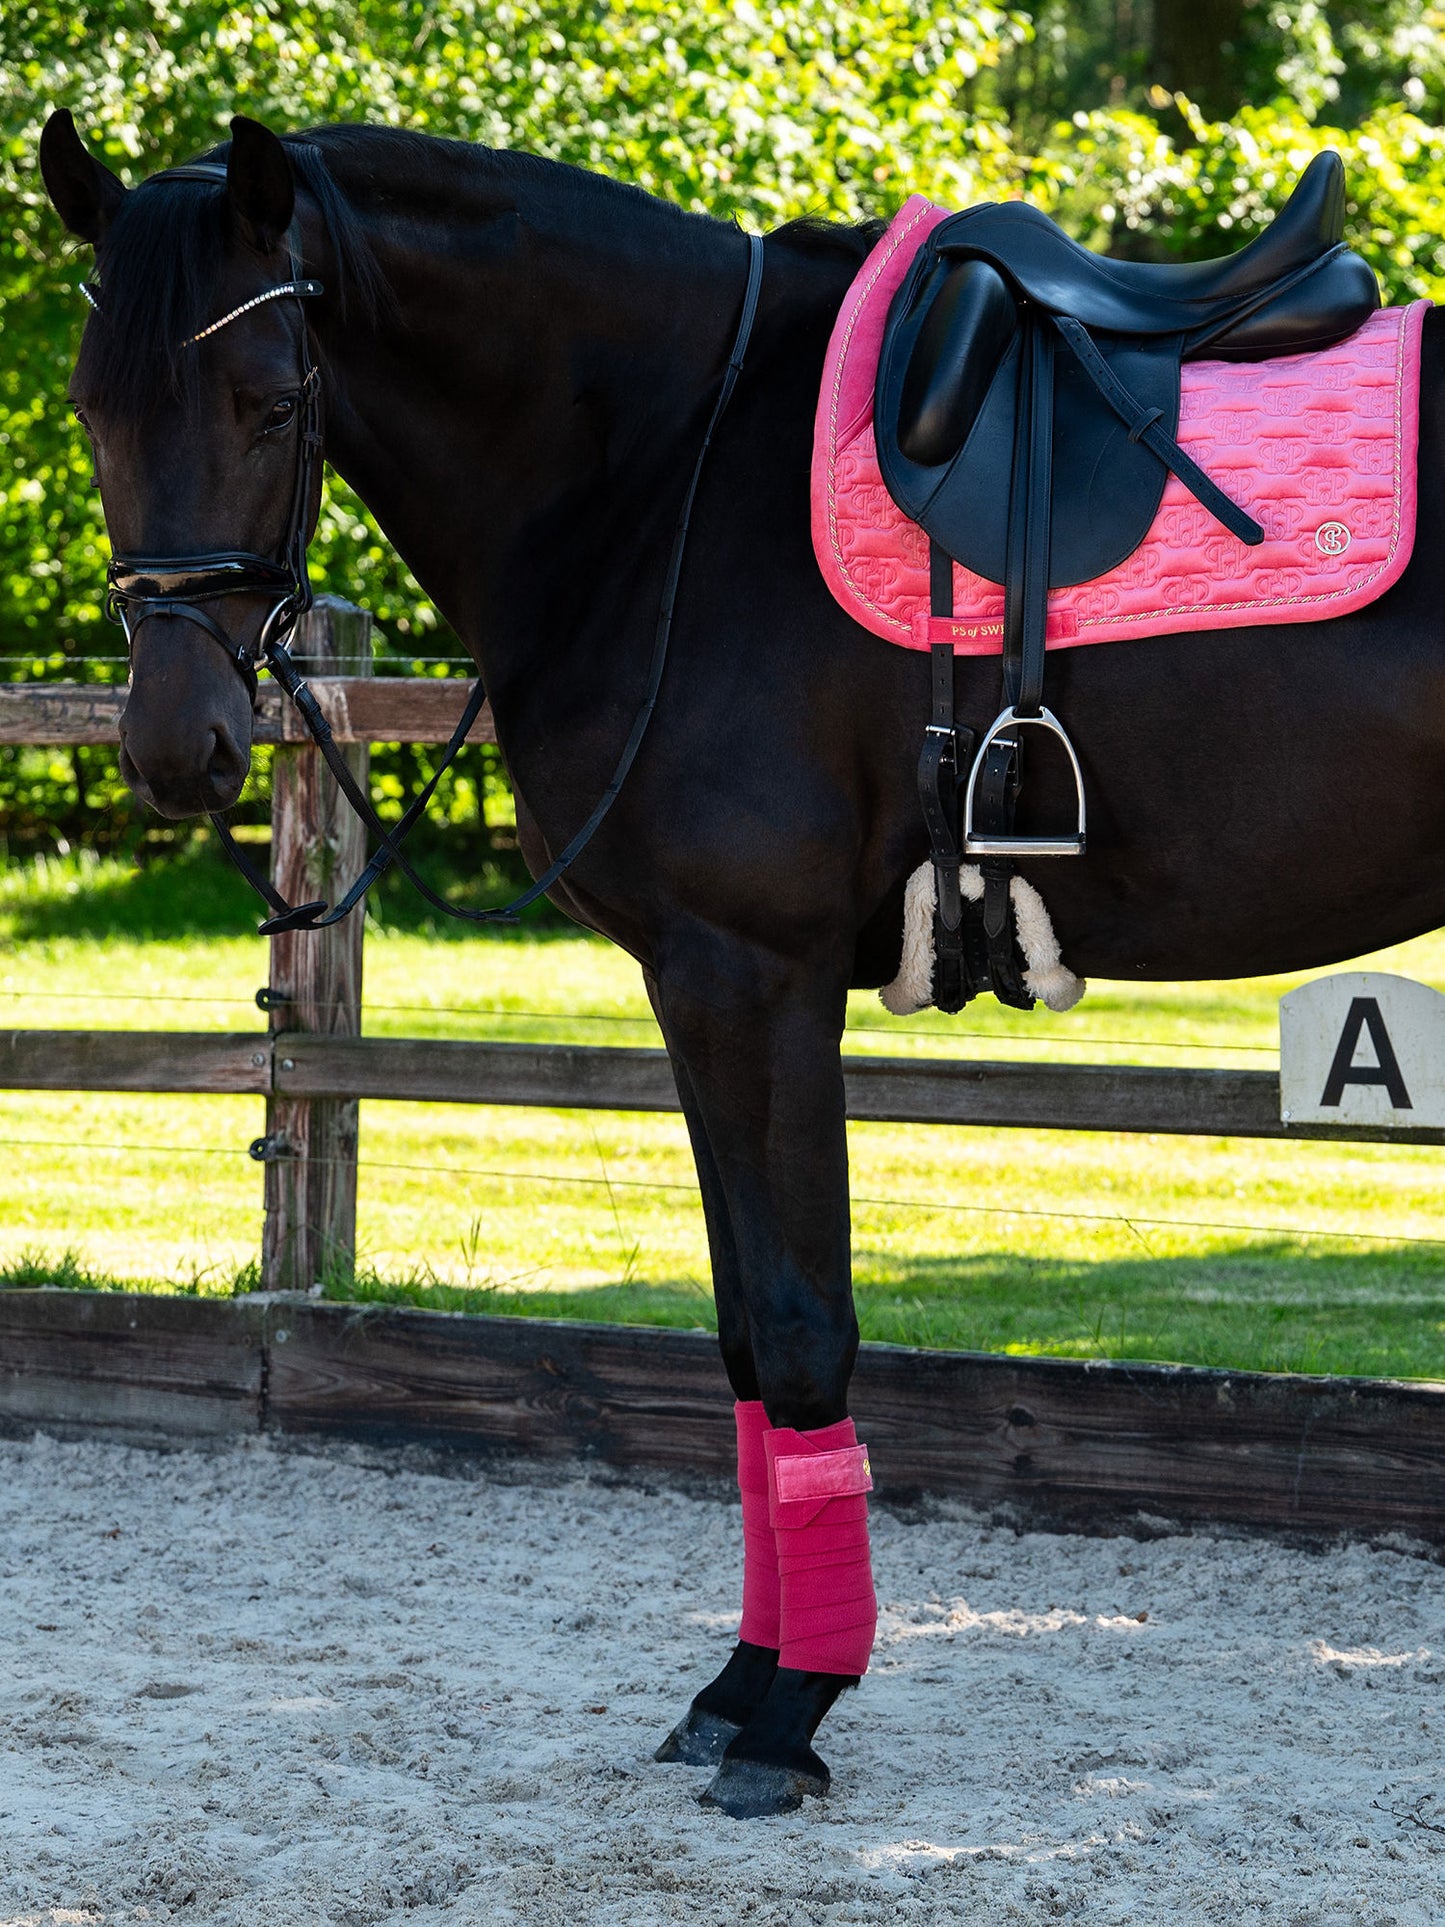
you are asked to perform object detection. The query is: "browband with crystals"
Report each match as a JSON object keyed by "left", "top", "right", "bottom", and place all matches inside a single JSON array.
[
  {"left": 73, "top": 157, "right": 324, "bottom": 344},
  {"left": 185, "top": 280, "right": 324, "bottom": 344},
  {"left": 77, "top": 276, "right": 323, "bottom": 342}
]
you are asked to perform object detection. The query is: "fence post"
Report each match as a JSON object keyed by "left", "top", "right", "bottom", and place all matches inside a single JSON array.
[{"left": 260, "top": 595, "right": 372, "bottom": 1292}]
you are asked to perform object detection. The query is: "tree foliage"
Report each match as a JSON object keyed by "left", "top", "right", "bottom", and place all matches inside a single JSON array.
[{"left": 3, "top": 1, "right": 1445, "bottom": 849}]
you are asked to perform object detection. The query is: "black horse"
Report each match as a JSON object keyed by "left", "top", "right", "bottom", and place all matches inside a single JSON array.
[{"left": 39, "top": 110, "right": 1445, "bottom": 1818}]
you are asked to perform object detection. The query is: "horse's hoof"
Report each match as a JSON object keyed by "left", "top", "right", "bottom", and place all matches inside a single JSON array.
[
  {"left": 696, "top": 1749, "right": 830, "bottom": 1819},
  {"left": 653, "top": 1706, "right": 742, "bottom": 1766}
]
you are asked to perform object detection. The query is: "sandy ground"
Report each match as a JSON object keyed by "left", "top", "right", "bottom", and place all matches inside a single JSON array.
[{"left": 2, "top": 1434, "right": 1444, "bottom": 1926}]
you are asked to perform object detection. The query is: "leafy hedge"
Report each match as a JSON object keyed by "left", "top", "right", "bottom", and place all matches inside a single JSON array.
[{"left": 3, "top": 1, "right": 1445, "bottom": 851}]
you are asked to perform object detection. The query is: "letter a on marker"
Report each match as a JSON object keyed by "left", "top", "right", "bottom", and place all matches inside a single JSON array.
[{"left": 1319, "top": 997, "right": 1412, "bottom": 1109}]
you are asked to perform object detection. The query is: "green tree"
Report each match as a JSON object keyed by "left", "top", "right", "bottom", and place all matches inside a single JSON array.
[{"left": 4, "top": 1, "right": 1445, "bottom": 856}]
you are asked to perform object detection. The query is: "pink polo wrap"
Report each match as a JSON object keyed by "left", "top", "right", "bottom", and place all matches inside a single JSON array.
[
  {"left": 765, "top": 1416, "right": 877, "bottom": 1677},
  {"left": 734, "top": 1399, "right": 781, "bottom": 1649}
]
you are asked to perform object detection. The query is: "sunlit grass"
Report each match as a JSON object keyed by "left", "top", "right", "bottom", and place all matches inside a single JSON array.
[{"left": 3, "top": 849, "right": 1445, "bottom": 1378}]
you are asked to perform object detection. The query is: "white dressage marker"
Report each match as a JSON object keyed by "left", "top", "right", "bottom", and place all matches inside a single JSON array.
[{"left": 1280, "top": 971, "right": 1445, "bottom": 1128}]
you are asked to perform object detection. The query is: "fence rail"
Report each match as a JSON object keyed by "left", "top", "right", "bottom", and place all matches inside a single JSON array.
[
  {"left": 6, "top": 1289, "right": 1445, "bottom": 1542},
  {"left": 5, "top": 1029, "right": 1445, "bottom": 1146},
  {"left": 0, "top": 676, "right": 495, "bottom": 745}
]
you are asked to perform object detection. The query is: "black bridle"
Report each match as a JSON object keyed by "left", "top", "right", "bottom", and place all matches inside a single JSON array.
[
  {"left": 88, "top": 161, "right": 765, "bottom": 934},
  {"left": 100, "top": 164, "right": 326, "bottom": 704}
]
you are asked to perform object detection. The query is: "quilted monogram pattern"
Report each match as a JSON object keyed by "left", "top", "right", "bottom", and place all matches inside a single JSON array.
[{"left": 811, "top": 195, "right": 1428, "bottom": 655}]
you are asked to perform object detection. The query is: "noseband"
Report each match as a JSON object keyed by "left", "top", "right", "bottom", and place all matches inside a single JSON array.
[
  {"left": 96, "top": 162, "right": 325, "bottom": 698},
  {"left": 82, "top": 167, "right": 765, "bottom": 933}
]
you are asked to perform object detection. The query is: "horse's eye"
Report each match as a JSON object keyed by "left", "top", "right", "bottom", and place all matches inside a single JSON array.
[
  {"left": 72, "top": 407, "right": 93, "bottom": 436},
  {"left": 264, "top": 396, "right": 298, "bottom": 433}
]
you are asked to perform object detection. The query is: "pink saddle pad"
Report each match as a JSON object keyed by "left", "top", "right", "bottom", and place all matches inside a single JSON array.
[{"left": 812, "top": 196, "right": 1428, "bottom": 654}]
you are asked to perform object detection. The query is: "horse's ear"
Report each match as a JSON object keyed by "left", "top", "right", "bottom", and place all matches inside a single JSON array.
[
  {"left": 39, "top": 109, "right": 127, "bottom": 246},
  {"left": 226, "top": 116, "right": 295, "bottom": 251}
]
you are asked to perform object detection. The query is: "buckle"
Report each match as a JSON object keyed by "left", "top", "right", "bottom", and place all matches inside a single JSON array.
[
  {"left": 962, "top": 706, "right": 1086, "bottom": 858},
  {"left": 258, "top": 900, "right": 329, "bottom": 935}
]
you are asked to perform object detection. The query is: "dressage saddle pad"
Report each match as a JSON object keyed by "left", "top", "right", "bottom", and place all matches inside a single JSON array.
[{"left": 812, "top": 196, "right": 1427, "bottom": 654}]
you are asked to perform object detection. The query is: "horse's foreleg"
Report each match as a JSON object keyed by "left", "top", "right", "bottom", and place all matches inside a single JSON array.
[
  {"left": 646, "top": 988, "right": 782, "bottom": 1766},
  {"left": 645, "top": 941, "right": 876, "bottom": 1818}
]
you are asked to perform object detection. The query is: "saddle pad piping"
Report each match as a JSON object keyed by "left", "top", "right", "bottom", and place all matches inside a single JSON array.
[{"left": 815, "top": 195, "right": 949, "bottom": 636}]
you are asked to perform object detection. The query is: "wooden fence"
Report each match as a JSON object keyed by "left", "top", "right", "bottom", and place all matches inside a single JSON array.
[
  {"left": 3, "top": 593, "right": 1444, "bottom": 1296},
  {"left": 7, "top": 596, "right": 1445, "bottom": 1535},
  {"left": 6, "top": 1287, "right": 1445, "bottom": 1541}
]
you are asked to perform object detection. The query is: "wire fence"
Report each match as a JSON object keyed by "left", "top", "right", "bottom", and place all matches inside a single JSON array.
[
  {"left": 0, "top": 1130, "right": 1438, "bottom": 1254},
  {"left": 5, "top": 651, "right": 1442, "bottom": 1294}
]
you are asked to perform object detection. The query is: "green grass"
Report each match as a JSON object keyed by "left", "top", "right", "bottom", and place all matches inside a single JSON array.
[{"left": 3, "top": 846, "right": 1445, "bottom": 1380}]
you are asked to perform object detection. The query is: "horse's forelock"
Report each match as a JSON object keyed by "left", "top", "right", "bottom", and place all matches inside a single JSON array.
[
  {"left": 77, "top": 177, "right": 228, "bottom": 417},
  {"left": 74, "top": 136, "right": 384, "bottom": 419}
]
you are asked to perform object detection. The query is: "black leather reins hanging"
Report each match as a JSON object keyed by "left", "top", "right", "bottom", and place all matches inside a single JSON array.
[
  {"left": 92, "top": 169, "right": 765, "bottom": 935},
  {"left": 241, "top": 228, "right": 766, "bottom": 933}
]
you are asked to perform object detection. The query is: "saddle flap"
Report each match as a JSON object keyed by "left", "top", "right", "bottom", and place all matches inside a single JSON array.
[{"left": 876, "top": 249, "right": 1181, "bottom": 588}]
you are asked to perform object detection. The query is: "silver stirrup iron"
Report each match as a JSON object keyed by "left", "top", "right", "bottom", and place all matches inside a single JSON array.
[{"left": 962, "top": 706, "right": 1087, "bottom": 858}]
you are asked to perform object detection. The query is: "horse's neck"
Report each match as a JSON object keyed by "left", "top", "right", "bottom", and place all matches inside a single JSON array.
[{"left": 316, "top": 148, "right": 747, "bottom": 671}]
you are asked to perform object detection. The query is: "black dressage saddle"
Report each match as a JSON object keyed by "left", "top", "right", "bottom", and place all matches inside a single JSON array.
[
  {"left": 875, "top": 151, "right": 1378, "bottom": 592},
  {"left": 872, "top": 154, "right": 1381, "bottom": 1010}
]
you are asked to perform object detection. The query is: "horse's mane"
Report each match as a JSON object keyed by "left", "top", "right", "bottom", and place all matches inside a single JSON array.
[
  {"left": 77, "top": 123, "right": 884, "bottom": 416},
  {"left": 770, "top": 214, "right": 888, "bottom": 262},
  {"left": 76, "top": 136, "right": 385, "bottom": 418}
]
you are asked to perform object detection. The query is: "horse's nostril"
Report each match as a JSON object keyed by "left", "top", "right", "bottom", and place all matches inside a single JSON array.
[{"left": 205, "top": 728, "right": 248, "bottom": 808}]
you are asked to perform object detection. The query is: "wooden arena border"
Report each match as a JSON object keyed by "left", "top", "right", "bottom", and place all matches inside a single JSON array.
[{"left": 3, "top": 1289, "right": 1445, "bottom": 1543}]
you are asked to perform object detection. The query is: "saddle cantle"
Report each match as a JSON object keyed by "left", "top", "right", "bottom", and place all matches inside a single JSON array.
[
  {"left": 864, "top": 154, "right": 1384, "bottom": 1014},
  {"left": 874, "top": 153, "right": 1381, "bottom": 589}
]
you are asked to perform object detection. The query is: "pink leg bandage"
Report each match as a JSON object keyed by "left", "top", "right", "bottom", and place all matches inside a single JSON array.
[
  {"left": 735, "top": 1399, "right": 781, "bottom": 1650},
  {"left": 765, "top": 1416, "right": 877, "bottom": 1676}
]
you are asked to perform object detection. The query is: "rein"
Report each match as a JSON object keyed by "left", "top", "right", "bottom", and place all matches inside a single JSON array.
[{"left": 90, "top": 166, "right": 765, "bottom": 934}]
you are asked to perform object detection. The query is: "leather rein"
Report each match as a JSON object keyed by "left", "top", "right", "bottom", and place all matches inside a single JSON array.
[{"left": 89, "top": 162, "right": 766, "bottom": 934}]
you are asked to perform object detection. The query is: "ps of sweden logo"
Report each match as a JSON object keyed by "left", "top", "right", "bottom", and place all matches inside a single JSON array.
[{"left": 1314, "top": 520, "right": 1352, "bottom": 556}]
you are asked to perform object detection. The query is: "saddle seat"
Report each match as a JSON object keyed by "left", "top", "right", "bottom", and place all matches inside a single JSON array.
[{"left": 928, "top": 151, "right": 1375, "bottom": 352}]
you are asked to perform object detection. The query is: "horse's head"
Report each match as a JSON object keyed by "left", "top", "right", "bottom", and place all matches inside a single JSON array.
[{"left": 40, "top": 110, "right": 323, "bottom": 818}]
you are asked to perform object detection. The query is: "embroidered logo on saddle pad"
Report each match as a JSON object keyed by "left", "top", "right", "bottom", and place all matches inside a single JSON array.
[{"left": 812, "top": 197, "right": 1428, "bottom": 654}]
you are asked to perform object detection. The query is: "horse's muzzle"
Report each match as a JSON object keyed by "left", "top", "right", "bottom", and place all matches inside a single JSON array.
[
  {"left": 118, "top": 714, "right": 250, "bottom": 819},
  {"left": 118, "top": 626, "right": 255, "bottom": 819}
]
